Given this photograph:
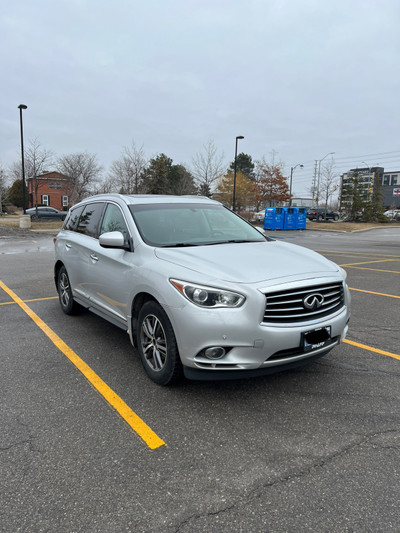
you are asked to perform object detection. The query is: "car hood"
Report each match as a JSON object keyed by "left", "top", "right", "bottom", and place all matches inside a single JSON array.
[{"left": 154, "top": 241, "right": 339, "bottom": 284}]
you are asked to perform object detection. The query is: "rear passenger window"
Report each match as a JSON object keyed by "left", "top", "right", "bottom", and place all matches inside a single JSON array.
[
  {"left": 77, "top": 203, "right": 105, "bottom": 237},
  {"left": 63, "top": 205, "right": 85, "bottom": 231}
]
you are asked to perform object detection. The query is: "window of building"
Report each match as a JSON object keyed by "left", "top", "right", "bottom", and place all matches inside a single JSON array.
[
  {"left": 391, "top": 175, "right": 398, "bottom": 186},
  {"left": 42, "top": 195, "right": 49, "bottom": 206},
  {"left": 62, "top": 196, "right": 69, "bottom": 207},
  {"left": 383, "top": 175, "right": 390, "bottom": 186}
]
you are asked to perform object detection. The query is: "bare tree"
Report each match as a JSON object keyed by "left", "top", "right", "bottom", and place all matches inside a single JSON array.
[
  {"left": 57, "top": 152, "right": 103, "bottom": 203},
  {"left": 192, "top": 140, "right": 225, "bottom": 196},
  {"left": 108, "top": 142, "right": 148, "bottom": 194},
  {"left": 25, "top": 138, "right": 54, "bottom": 213},
  {"left": 319, "top": 159, "right": 339, "bottom": 216}
]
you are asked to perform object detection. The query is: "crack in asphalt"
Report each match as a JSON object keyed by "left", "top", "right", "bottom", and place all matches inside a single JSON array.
[{"left": 172, "top": 428, "right": 400, "bottom": 533}]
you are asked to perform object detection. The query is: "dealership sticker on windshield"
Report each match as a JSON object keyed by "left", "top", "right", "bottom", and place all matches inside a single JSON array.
[{"left": 302, "top": 326, "right": 331, "bottom": 352}]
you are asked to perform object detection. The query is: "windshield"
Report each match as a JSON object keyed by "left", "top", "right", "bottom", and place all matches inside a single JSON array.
[{"left": 129, "top": 203, "right": 267, "bottom": 247}]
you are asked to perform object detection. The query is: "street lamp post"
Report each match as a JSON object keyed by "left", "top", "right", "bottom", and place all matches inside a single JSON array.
[
  {"left": 232, "top": 135, "right": 244, "bottom": 211},
  {"left": 18, "top": 104, "right": 28, "bottom": 214},
  {"left": 289, "top": 163, "right": 303, "bottom": 206},
  {"left": 316, "top": 151, "right": 335, "bottom": 206}
]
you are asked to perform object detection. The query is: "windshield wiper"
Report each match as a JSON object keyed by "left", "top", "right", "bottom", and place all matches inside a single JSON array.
[{"left": 161, "top": 243, "right": 201, "bottom": 248}]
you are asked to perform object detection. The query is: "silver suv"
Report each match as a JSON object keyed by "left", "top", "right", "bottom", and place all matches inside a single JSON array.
[{"left": 54, "top": 194, "right": 351, "bottom": 385}]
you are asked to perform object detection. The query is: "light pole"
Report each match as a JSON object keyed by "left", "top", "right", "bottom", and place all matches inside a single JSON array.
[
  {"left": 289, "top": 163, "right": 303, "bottom": 206},
  {"left": 316, "top": 151, "right": 335, "bottom": 206},
  {"left": 232, "top": 135, "right": 244, "bottom": 211},
  {"left": 18, "top": 104, "right": 28, "bottom": 214}
]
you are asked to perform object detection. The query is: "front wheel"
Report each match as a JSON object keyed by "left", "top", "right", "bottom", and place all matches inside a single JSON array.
[
  {"left": 137, "top": 301, "right": 183, "bottom": 385},
  {"left": 57, "top": 266, "right": 80, "bottom": 315}
]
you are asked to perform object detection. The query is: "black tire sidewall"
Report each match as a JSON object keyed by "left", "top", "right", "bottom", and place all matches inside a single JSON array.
[
  {"left": 137, "top": 301, "right": 182, "bottom": 385},
  {"left": 58, "top": 266, "right": 77, "bottom": 315}
]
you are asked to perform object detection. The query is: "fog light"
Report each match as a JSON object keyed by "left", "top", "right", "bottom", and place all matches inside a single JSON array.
[{"left": 204, "top": 347, "right": 226, "bottom": 360}]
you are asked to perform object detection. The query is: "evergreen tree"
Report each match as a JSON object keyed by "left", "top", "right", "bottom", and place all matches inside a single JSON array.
[{"left": 229, "top": 153, "right": 255, "bottom": 180}]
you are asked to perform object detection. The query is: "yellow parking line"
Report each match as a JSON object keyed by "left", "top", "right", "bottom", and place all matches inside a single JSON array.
[
  {"left": 342, "top": 266, "right": 400, "bottom": 274},
  {"left": 316, "top": 250, "right": 400, "bottom": 259},
  {"left": 0, "top": 280, "right": 165, "bottom": 450},
  {"left": 349, "top": 287, "right": 400, "bottom": 299},
  {"left": 340, "top": 259, "right": 397, "bottom": 267},
  {"left": 344, "top": 339, "right": 400, "bottom": 361},
  {"left": 0, "top": 296, "right": 58, "bottom": 306}
]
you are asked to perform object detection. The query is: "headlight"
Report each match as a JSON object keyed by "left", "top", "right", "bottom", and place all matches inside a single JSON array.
[{"left": 170, "top": 279, "right": 245, "bottom": 308}]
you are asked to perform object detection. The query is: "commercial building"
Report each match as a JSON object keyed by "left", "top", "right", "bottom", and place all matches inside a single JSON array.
[
  {"left": 340, "top": 167, "right": 400, "bottom": 210},
  {"left": 27, "top": 171, "right": 71, "bottom": 211}
]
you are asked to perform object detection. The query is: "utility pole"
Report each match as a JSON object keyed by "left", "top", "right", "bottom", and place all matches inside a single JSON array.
[{"left": 312, "top": 161, "right": 318, "bottom": 205}]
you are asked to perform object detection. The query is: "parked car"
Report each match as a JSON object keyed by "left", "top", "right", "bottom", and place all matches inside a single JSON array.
[
  {"left": 26, "top": 206, "right": 67, "bottom": 221},
  {"left": 54, "top": 194, "right": 351, "bottom": 385},
  {"left": 384, "top": 209, "right": 400, "bottom": 219},
  {"left": 254, "top": 210, "right": 266, "bottom": 222},
  {"left": 307, "top": 208, "right": 339, "bottom": 221}
]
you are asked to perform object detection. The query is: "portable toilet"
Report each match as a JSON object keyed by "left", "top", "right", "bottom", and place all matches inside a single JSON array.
[
  {"left": 297, "top": 207, "right": 307, "bottom": 229},
  {"left": 283, "top": 207, "right": 298, "bottom": 230},
  {"left": 264, "top": 207, "right": 284, "bottom": 230}
]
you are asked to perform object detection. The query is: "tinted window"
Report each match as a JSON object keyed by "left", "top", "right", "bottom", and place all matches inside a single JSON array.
[
  {"left": 77, "top": 203, "right": 105, "bottom": 238},
  {"left": 63, "top": 205, "right": 85, "bottom": 231}
]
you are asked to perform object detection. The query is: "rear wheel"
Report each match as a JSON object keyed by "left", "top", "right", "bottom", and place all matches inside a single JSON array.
[
  {"left": 137, "top": 301, "right": 183, "bottom": 385},
  {"left": 334, "top": 215, "right": 339, "bottom": 221},
  {"left": 318, "top": 214, "right": 324, "bottom": 221},
  {"left": 57, "top": 266, "right": 80, "bottom": 315}
]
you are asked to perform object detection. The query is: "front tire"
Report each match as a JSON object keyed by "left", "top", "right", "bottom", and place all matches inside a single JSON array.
[
  {"left": 57, "top": 266, "right": 80, "bottom": 315},
  {"left": 137, "top": 301, "right": 183, "bottom": 385}
]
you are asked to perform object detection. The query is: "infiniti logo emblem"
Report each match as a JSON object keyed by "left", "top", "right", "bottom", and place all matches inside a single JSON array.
[{"left": 303, "top": 292, "right": 324, "bottom": 310}]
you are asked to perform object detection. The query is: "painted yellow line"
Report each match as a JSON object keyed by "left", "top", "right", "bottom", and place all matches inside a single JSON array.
[
  {"left": 349, "top": 287, "right": 400, "bottom": 299},
  {"left": 0, "top": 280, "right": 165, "bottom": 450},
  {"left": 316, "top": 250, "right": 400, "bottom": 258},
  {"left": 342, "top": 266, "right": 400, "bottom": 274},
  {"left": 339, "top": 259, "right": 397, "bottom": 267},
  {"left": 344, "top": 339, "right": 400, "bottom": 361},
  {"left": 0, "top": 296, "right": 58, "bottom": 306}
]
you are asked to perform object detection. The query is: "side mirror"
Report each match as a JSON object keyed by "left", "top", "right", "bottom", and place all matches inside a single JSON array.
[{"left": 99, "top": 231, "right": 126, "bottom": 249}]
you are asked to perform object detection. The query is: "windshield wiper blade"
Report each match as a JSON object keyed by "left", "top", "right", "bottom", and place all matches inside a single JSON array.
[{"left": 161, "top": 243, "right": 200, "bottom": 248}]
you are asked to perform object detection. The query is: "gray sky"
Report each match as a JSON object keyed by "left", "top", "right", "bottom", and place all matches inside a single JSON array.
[{"left": 1, "top": 0, "right": 400, "bottom": 196}]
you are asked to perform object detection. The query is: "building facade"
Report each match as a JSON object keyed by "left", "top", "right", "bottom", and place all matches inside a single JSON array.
[
  {"left": 27, "top": 171, "right": 71, "bottom": 211},
  {"left": 340, "top": 167, "right": 400, "bottom": 210}
]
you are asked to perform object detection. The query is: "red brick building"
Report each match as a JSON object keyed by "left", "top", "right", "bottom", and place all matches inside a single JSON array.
[{"left": 28, "top": 171, "right": 72, "bottom": 210}]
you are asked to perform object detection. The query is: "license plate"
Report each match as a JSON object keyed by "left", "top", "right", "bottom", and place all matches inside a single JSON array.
[{"left": 302, "top": 326, "right": 331, "bottom": 352}]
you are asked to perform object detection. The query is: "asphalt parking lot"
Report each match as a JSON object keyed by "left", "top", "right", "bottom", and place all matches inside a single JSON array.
[{"left": 1, "top": 226, "right": 399, "bottom": 533}]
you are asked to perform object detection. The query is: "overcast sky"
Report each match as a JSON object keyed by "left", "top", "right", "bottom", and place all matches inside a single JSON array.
[{"left": 1, "top": 0, "right": 400, "bottom": 196}]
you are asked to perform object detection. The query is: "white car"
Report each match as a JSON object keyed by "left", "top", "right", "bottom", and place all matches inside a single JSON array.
[
  {"left": 384, "top": 209, "right": 400, "bottom": 219},
  {"left": 54, "top": 194, "right": 351, "bottom": 385},
  {"left": 255, "top": 210, "right": 265, "bottom": 222}
]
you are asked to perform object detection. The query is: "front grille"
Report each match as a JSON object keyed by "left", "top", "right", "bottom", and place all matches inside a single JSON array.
[{"left": 263, "top": 282, "right": 344, "bottom": 324}]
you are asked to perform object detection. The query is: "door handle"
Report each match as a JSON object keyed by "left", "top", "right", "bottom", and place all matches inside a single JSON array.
[
  {"left": 65, "top": 243, "right": 72, "bottom": 249},
  {"left": 90, "top": 253, "right": 99, "bottom": 262}
]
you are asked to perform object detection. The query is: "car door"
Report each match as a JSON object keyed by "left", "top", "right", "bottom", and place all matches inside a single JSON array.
[
  {"left": 69, "top": 202, "right": 106, "bottom": 305},
  {"left": 83, "top": 202, "right": 134, "bottom": 326}
]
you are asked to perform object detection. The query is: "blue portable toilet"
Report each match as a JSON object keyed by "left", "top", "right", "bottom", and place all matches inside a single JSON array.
[
  {"left": 297, "top": 207, "right": 307, "bottom": 229},
  {"left": 264, "top": 207, "right": 284, "bottom": 230},
  {"left": 283, "top": 207, "right": 298, "bottom": 230}
]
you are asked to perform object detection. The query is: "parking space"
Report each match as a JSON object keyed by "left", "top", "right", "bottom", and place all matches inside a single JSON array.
[{"left": 1, "top": 228, "right": 400, "bottom": 532}]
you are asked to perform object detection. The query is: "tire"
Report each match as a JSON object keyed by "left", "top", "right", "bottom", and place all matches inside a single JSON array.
[
  {"left": 334, "top": 215, "right": 339, "bottom": 221},
  {"left": 318, "top": 215, "right": 324, "bottom": 221},
  {"left": 57, "top": 266, "right": 80, "bottom": 315},
  {"left": 137, "top": 301, "right": 183, "bottom": 385}
]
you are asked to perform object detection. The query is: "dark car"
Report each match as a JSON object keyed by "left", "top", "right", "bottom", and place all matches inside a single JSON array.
[
  {"left": 26, "top": 206, "right": 67, "bottom": 221},
  {"left": 307, "top": 208, "right": 339, "bottom": 221}
]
